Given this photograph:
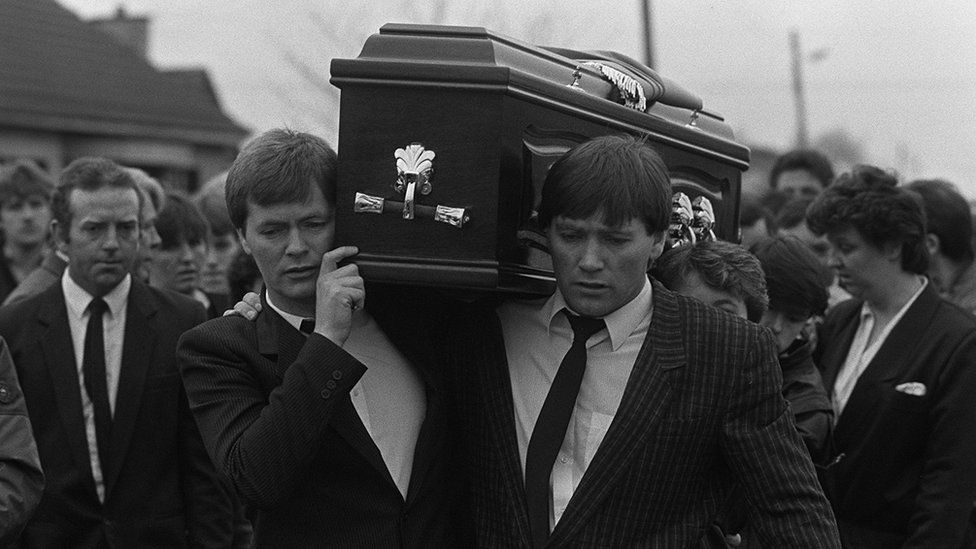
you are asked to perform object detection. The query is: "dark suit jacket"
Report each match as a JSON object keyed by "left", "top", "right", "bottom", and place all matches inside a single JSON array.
[
  {"left": 0, "top": 279, "right": 233, "bottom": 548},
  {"left": 177, "top": 287, "right": 463, "bottom": 548},
  {"left": 448, "top": 280, "right": 840, "bottom": 547},
  {"left": 816, "top": 283, "right": 976, "bottom": 548},
  {"left": 1, "top": 252, "right": 66, "bottom": 308}
]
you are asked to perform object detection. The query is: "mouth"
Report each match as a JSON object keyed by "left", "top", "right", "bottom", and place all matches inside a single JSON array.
[
  {"left": 283, "top": 265, "right": 318, "bottom": 279},
  {"left": 575, "top": 280, "right": 608, "bottom": 292}
]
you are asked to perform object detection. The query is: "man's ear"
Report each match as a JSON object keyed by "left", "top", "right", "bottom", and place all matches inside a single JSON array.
[
  {"left": 882, "top": 240, "right": 903, "bottom": 263},
  {"left": 50, "top": 219, "right": 67, "bottom": 252},
  {"left": 923, "top": 233, "right": 940, "bottom": 257},
  {"left": 646, "top": 231, "right": 667, "bottom": 268},
  {"left": 236, "top": 228, "right": 252, "bottom": 255}
]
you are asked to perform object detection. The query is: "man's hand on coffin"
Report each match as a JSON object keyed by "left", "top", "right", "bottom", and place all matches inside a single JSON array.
[{"left": 314, "top": 246, "right": 364, "bottom": 346}]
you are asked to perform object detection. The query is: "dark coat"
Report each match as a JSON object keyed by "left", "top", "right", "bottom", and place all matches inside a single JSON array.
[
  {"left": 0, "top": 279, "right": 233, "bottom": 548},
  {"left": 449, "top": 280, "right": 840, "bottom": 547},
  {"left": 177, "top": 287, "right": 464, "bottom": 548},
  {"left": 816, "top": 283, "right": 976, "bottom": 547}
]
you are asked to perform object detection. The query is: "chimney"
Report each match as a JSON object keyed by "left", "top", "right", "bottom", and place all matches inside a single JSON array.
[{"left": 89, "top": 5, "right": 150, "bottom": 59}]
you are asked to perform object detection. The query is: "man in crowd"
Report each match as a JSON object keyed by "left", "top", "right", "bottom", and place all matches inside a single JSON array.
[
  {"left": 768, "top": 148, "right": 835, "bottom": 203},
  {"left": 2, "top": 166, "right": 164, "bottom": 307},
  {"left": 448, "top": 135, "right": 839, "bottom": 546},
  {"left": 906, "top": 178, "right": 976, "bottom": 315},
  {"left": 0, "top": 157, "right": 232, "bottom": 547},
  {"left": 177, "top": 129, "right": 462, "bottom": 547},
  {"left": 0, "top": 161, "right": 55, "bottom": 303}
]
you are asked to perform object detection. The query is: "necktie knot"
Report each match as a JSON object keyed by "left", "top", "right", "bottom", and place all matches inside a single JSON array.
[
  {"left": 88, "top": 297, "right": 108, "bottom": 318},
  {"left": 299, "top": 318, "right": 315, "bottom": 335},
  {"left": 565, "top": 311, "right": 605, "bottom": 344}
]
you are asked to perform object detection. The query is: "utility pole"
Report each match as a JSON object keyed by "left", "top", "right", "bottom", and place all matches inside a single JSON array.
[
  {"left": 642, "top": 0, "right": 654, "bottom": 70},
  {"left": 789, "top": 29, "right": 809, "bottom": 148}
]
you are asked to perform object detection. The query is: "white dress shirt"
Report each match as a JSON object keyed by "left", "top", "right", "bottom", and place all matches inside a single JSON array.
[
  {"left": 266, "top": 294, "right": 426, "bottom": 499},
  {"left": 499, "top": 277, "right": 652, "bottom": 529},
  {"left": 62, "top": 271, "right": 131, "bottom": 502},
  {"left": 833, "top": 277, "right": 927, "bottom": 417}
]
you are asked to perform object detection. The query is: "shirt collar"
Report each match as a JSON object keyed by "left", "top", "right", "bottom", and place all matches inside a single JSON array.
[
  {"left": 545, "top": 277, "right": 653, "bottom": 351},
  {"left": 61, "top": 270, "right": 131, "bottom": 320},
  {"left": 264, "top": 291, "right": 310, "bottom": 333}
]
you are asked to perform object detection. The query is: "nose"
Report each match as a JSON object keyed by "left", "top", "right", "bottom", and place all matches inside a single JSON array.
[
  {"left": 578, "top": 237, "right": 604, "bottom": 271},
  {"left": 102, "top": 225, "right": 120, "bottom": 251},
  {"left": 768, "top": 313, "right": 785, "bottom": 333},
  {"left": 284, "top": 227, "right": 308, "bottom": 256},
  {"left": 826, "top": 247, "right": 842, "bottom": 269}
]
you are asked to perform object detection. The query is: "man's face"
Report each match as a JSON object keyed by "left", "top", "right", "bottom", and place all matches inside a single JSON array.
[
  {"left": 1, "top": 195, "right": 52, "bottom": 247},
  {"left": 57, "top": 187, "right": 141, "bottom": 297},
  {"left": 239, "top": 184, "right": 334, "bottom": 315},
  {"left": 760, "top": 309, "right": 809, "bottom": 352},
  {"left": 149, "top": 239, "right": 207, "bottom": 296},
  {"left": 547, "top": 213, "right": 664, "bottom": 318},
  {"left": 673, "top": 271, "right": 748, "bottom": 319},
  {"left": 200, "top": 232, "right": 240, "bottom": 295},
  {"left": 776, "top": 169, "right": 824, "bottom": 200},
  {"left": 135, "top": 197, "right": 159, "bottom": 282}
]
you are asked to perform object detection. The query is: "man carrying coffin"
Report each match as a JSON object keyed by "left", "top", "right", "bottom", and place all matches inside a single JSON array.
[
  {"left": 177, "top": 129, "right": 463, "bottom": 547},
  {"left": 446, "top": 134, "right": 841, "bottom": 547}
]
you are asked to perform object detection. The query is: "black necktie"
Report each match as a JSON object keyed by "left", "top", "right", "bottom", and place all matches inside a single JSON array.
[
  {"left": 83, "top": 297, "right": 112, "bottom": 476},
  {"left": 299, "top": 319, "right": 315, "bottom": 335},
  {"left": 525, "top": 310, "right": 606, "bottom": 548}
]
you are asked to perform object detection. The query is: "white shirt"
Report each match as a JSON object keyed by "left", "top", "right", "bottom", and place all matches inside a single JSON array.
[
  {"left": 499, "top": 278, "right": 652, "bottom": 529},
  {"left": 265, "top": 294, "right": 426, "bottom": 499},
  {"left": 833, "top": 278, "right": 927, "bottom": 417},
  {"left": 62, "top": 271, "right": 131, "bottom": 502}
]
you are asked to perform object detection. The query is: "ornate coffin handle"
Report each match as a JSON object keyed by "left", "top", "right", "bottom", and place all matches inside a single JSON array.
[{"left": 353, "top": 143, "right": 469, "bottom": 228}]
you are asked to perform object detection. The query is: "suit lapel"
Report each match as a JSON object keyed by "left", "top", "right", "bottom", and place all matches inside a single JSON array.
[
  {"left": 818, "top": 303, "right": 862, "bottom": 392},
  {"left": 478, "top": 307, "right": 533, "bottom": 544},
  {"left": 104, "top": 281, "right": 156, "bottom": 496},
  {"left": 260, "top": 297, "right": 396, "bottom": 490},
  {"left": 835, "top": 284, "right": 939, "bottom": 445},
  {"left": 37, "top": 290, "right": 93, "bottom": 485},
  {"left": 548, "top": 280, "right": 683, "bottom": 545}
]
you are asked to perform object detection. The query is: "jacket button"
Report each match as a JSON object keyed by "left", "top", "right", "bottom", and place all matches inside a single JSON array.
[
  {"left": 325, "top": 380, "right": 337, "bottom": 390},
  {"left": 320, "top": 389, "right": 332, "bottom": 399},
  {"left": 332, "top": 370, "right": 343, "bottom": 380}
]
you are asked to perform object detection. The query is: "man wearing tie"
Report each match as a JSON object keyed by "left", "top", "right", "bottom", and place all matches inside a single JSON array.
[
  {"left": 0, "top": 157, "right": 232, "bottom": 547},
  {"left": 448, "top": 135, "right": 841, "bottom": 547}
]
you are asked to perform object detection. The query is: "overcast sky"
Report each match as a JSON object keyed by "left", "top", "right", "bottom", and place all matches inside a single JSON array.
[{"left": 60, "top": 0, "right": 976, "bottom": 195}]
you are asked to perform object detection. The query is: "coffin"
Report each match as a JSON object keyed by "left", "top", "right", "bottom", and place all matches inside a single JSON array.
[{"left": 330, "top": 23, "right": 749, "bottom": 296}]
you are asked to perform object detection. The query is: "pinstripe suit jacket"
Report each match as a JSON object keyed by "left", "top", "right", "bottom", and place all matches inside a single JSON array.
[
  {"left": 449, "top": 280, "right": 839, "bottom": 548},
  {"left": 177, "top": 288, "right": 464, "bottom": 548}
]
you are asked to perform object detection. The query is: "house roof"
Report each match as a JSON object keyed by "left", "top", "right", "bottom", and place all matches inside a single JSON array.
[{"left": 0, "top": 0, "right": 248, "bottom": 146}]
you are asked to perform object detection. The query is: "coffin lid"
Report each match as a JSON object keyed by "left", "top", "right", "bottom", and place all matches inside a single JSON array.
[{"left": 330, "top": 23, "right": 750, "bottom": 169}]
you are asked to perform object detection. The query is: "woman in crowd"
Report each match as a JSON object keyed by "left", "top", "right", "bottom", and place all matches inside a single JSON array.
[{"left": 808, "top": 165, "right": 976, "bottom": 548}]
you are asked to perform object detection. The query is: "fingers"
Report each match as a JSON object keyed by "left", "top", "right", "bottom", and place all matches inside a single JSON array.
[{"left": 320, "top": 246, "right": 359, "bottom": 273}]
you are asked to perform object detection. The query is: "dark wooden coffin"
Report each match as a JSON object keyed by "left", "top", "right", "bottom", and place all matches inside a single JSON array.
[{"left": 330, "top": 23, "right": 750, "bottom": 295}]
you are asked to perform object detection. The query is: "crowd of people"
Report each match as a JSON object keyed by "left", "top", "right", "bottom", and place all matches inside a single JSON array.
[{"left": 0, "top": 131, "right": 974, "bottom": 548}]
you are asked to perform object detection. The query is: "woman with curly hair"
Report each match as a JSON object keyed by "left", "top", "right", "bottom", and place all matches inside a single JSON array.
[{"left": 808, "top": 165, "right": 976, "bottom": 547}]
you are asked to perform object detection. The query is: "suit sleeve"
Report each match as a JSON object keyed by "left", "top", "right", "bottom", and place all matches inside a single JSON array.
[
  {"left": 177, "top": 305, "right": 236, "bottom": 548},
  {"left": 0, "top": 337, "right": 44, "bottom": 547},
  {"left": 177, "top": 319, "right": 367, "bottom": 509},
  {"left": 904, "top": 331, "right": 976, "bottom": 547},
  {"left": 721, "top": 328, "right": 841, "bottom": 548}
]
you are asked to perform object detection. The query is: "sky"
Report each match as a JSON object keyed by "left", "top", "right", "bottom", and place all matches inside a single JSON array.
[{"left": 59, "top": 0, "right": 976, "bottom": 195}]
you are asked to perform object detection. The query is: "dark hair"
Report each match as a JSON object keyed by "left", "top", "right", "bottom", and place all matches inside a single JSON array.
[
  {"left": 653, "top": 240, "right": 769, "bottom": 322},
  {"left": 750, "top": 236, "right": 831, "bottom": 319},
  {"left": 227, "top": 247, "right": 262, "bottom": 302},
  {"left": 52, "top": 157, "right": 142, "bottom": 240},
  {"left": 775, "top": 197, "right": 815, "bottom": 230},
  {"left": 225, "top": 129, "right": 337, "bottom": 231},
  {"left": 195, "top": 172, "right": 234, "bottom": 236},
  {"left": 769, "top": 149, "right": 834, "bottom": 190},
  {"left": 905, "top": 179, "right": 973, "bottom": 264},
  {"left": 155, "top": 192, "right": 210, "bottom": 250},
  {"left": 537, "top": 134, "right": 671, "bottom": 234},
  {"left": 0, "top": 160, "right": 55, "bottom": 206},
  {"left": 806, "top": 165, "right": 928, "bottom": 274}
]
